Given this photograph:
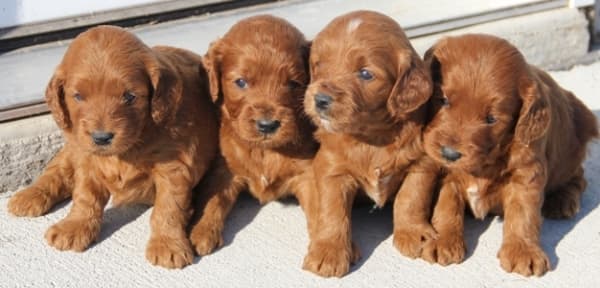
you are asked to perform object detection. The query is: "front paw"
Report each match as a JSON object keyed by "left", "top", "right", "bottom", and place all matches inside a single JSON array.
[
  {"left": 45, "top": 218, "right": 100, "bottom": 252},
  {"left": 189, "top": 221, "right": 224, "bottom": 256},
  {"left": 393, "top": 223, "right": 438, "bottom": 258},
  {"left": 302, "top": 240, "right": 359, "bottom": 278},
  {"left": 8, "top": 187, "right": 54, "bottom": 217},
  {"left": 421, "top": 234, "right": 466, "bottom": 265},
  {"left": 146, "top": 235, "right": 193, "bottom": 269},
  {"left": 498, "top": 240, "right": 550, "bottom": 276}
]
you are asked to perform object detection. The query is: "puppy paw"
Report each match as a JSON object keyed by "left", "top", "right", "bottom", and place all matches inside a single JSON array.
[
  {"left": 8, "top": 187, "right": 54, "bottom": 217},
  {"left": 189, "top": 222, "right": 224, "bottom": 256},
  {"left": 421, "top": 234, "right": 466, "bottom": 265},
  {"left": 146, "top": 235, "right": 193, "bottom": 269},
  {"left": 498, "top": 240, "right": 550, "bottom": 276},
  {"left": 45, "top": 218, "right": 99, "bottom": 252},
  {"left": 393, "top": 223, "right": 438, "bottom": 258},
  {"left": 542, "top": 192, "right": 580, "bottom": 219},
  {"left": 303, "top": 240, "right": 358, "bottom": 278},
  {"left": 349, "top": 242, "right": 361, "bottom": 264}
]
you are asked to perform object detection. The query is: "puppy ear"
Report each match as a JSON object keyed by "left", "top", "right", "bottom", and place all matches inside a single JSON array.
[
  {"left": 45, "top": 70, "right": 71, "bottom": 130},
  {"left": 302, "top": 41, "right": 312, "bottom": 76},
  {"left": 515, "top": 74, "right": 550, "bottom": 144},
  {"left": 147, "top": 54, "right": 183, "bottom": 125},
  {"left": 387, "top": 54, "right": 433, "bottom": 117},
  {"left": 424, "top": 44, "right": 442, "bottom": 85},
  {"left": 202, "top": 40, "right": 224, "bottom": 103}
]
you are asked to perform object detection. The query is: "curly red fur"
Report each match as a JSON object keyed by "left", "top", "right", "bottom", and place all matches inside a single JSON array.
[
  {"left": 8, "top": 25, "right": 219, "bottom": 269},
  {"left": 302, "top": 11, "right": 439, "bottom": 278},
  {"left": 421, "top": 34, "right": 598, "bottom": 276},
  {"left": 188, "top": 15, "right": 319, "bottom": 261}
]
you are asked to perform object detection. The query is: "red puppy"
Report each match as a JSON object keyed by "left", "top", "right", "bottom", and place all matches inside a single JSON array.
[
  {"left": 8, "top": 26, "right": 218, "bottom": 269},
  {"left": 302, "top": 11, "right": 438, "bottom": 277},
  {"left": 422, "top": 34, "right": 598, "bottom": 276},
  {"left": 188, "top": 16, "right": 319, "bottom": 259}
]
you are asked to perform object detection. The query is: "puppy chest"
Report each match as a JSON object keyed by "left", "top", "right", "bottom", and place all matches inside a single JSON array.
[
  {"left": 245, "top": 172, "right": 293, "bottom": 203},
  {"left": 237, "top": 151, "right": 295, "bottom": 202},
  {"left": 101, "top": 165, "right": 156, "bottom": 206},
  {"left": 360, "top": 166, "right": 404, "bottom": 208},
  {"left": 461, "top": 180, "right": 499, "bottom": 219}
]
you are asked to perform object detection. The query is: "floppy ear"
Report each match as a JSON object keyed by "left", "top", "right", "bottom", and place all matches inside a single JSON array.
[
  {"left": 202, "top": 40, "right": 224, "bottom": 103},
  {"left": 387, "top": 53, "right": 433, "bottom": 117},
  {"left": 45, "top": 70, "right": 71, "bottom": 130},
  {"left": 302, "top": 41, "right": 312, "bottom": 77},
  {"left": 424, "top": 44, "right": 442, "bottom": 85},
  {"left": 146, "top": 54, "right": 183, "bottom": 126},
  {"left": 515, "top": 74, "right": 550, "bottom": 144}
]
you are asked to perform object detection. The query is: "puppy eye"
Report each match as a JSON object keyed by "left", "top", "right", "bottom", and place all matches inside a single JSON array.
[
  {"left": 358, "top": 68, "right": 374, "bottom": 81},
  {"left": 234, "top": 78, "right": 248, "bottom": 89},
  {"left": 73, "top": 92, "right": 83, "bottom": 102},
  {"left": 440, "top": 96, "right": 449, "bottom": 106},
  {"left": 485, "top": 114, "right": 497, "bottom": 124},
  {"left": 123, "top": 91, "right": 136, "bottom": 105},
  {"left": 288, "top": 80, "right": 303, "bottom": 90}
]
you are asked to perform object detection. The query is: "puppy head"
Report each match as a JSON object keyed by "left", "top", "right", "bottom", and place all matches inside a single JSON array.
[
  {"left": 304, "top": 10, "right": 431, "bottom": 137},
  {"left": 203, "top": 15, "right": 310, "bottom": 148},
  {"left": 423, "top": 34, "right": 550, "bottom": 173},
  {"left": 46, "top": 25, "right": 181, "bottom": 156}
]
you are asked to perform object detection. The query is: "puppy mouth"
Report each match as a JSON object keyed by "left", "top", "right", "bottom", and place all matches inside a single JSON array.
[
  {"left": 317, "top": 115, "right": 334, "bottom": 132},
  {"left": 90, "top": 145, "right": 119, "bottom": 156},
  {"left": 259, "top": 133, "right": 277, "bottom": 141},
  {"left": 436, "top": 154, "right": 484, "bottom": 174},
  {"left": 88, "top": 139, "right": 130, "bottom": 156}
]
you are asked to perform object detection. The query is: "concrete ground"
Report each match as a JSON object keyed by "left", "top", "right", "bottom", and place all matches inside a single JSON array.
[{"left": 1, "top": 58, "right": 600, "bottom": 288}]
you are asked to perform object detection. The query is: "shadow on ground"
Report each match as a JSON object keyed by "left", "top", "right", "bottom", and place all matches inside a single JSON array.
[
  {"left": 192, "top": 192, "right": 262, "bottom": 263},
  {"left": 220, "top": 193, "right": 262, "bottom": 247},
  {"left": 349, "top": 204, "right": 394, "bottom": 273},
  {"left": 539, "top": 112, "right": 600, "bottom": 268},
  {"left": 224, "top": 193, "right": 396, "bottom": 274},
  {"left": 95, "top": 204, "right": 150, "bottom": 246}
]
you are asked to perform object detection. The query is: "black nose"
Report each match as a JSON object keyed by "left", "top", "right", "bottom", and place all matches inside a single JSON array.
[
  {"left": 91, "top": 131, "right": 114, "bottom": 146},
  {"left": 441, "top": 146, "right": 462, "bottom": 162},
  {"left": 256, "top": 119, "right": 281, "bottom": 135},
  {"left": 314, "top": 93, "right": 332, "bottom": 111}
]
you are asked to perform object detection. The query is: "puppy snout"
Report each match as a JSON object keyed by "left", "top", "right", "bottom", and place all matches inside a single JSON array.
[
  {"left": 91, "top": 131, "right": 115, "bottom": 146},
  {"left": 256, "top": 119, "right": 281, "bottom": 135},
  {"left": 441, "top": 146, "right": 462, "bottom": 162},
  {"left": 314, "top": 93, "right": 333, "bottom": 111}
]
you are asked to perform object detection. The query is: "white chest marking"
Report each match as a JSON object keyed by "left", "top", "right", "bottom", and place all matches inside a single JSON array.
[
  {"left": 367, "top": 168, "right": 391, "bottom": 208},
  {"left": 261, "top": 175, "right": 269, "bottom": 187},
  {"left": 466, "top": 185, "right": 486, "bottom": 219}
]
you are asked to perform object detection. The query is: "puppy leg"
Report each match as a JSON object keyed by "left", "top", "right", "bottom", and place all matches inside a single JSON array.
[
  {"left": 542, "top": 166, "right": 586, "bottom": 219},
  {"left": 45, "top": 174, "right": 108, "bottom": 252},
  {"left": 497, "top": 174, "right": 550, "bottom": 277},
  {"left": 189, "top": 160, "right": 244, "bottom": 256},
  {"left": 393, "top": 164, "right": 438, "bottom": 258},
  {"left": 303, "top": 173, "right": 359, "bottom": 278},
  {"left": 422, "top": 181, "right": 466, "bottom": 265},
  {"left": 146, "top": 165, "right": 195, "bottom": 269},
  {"left": 292, "top": 171, "right": 319, "bottom": 241},
  {"left": 8, "top": 149, "right": 73, "bottom": 217}
]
